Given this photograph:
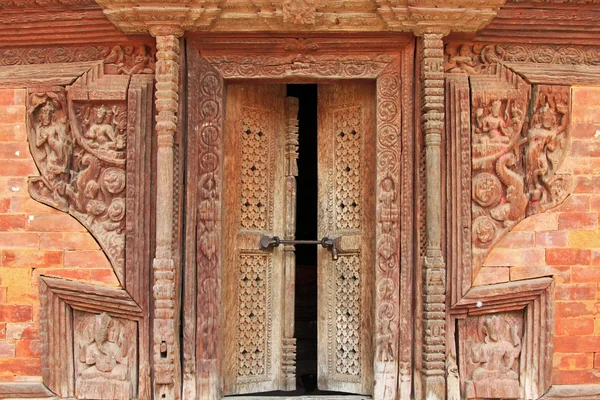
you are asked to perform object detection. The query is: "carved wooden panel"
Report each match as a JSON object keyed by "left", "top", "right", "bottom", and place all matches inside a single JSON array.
[
  {"left": 28, "top": 65, "right": 155, "bottom": 400},
  {"left": 317, "top": 82, "right": 375, "bottom": 395},
  {"left": 222, "top": 84, "right": 290, "bottom": 395}
]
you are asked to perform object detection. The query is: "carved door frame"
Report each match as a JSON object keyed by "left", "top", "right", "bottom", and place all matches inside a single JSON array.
[{"left": 183, "top": 35, "right": 416, "bottom": 400}]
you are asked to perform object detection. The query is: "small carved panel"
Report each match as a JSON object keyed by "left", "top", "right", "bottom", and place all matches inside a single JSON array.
[
  {"left": 240, "top": 106, "right": 274, "bottom": 231},
  {"left": 282, "top": 0, "right": 316, "bottom": 25},
  {"left": 74, "top": 311, "right": 137, "bottom": 400},
  {"left": 103, "top": 44, "right": 155, "bottom": 75},
  {"left": 459, "top": 311, "right": 524, "bottom": 399},
  {"left": 236, "top": 253, "right": 272, "bottom": 380}
]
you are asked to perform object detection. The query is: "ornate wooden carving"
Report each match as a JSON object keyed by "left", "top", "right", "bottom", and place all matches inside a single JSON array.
[
  {"left": 27, "top": 65, "right": 155, "bottom": 399},
  {"left": 419, "top": 31, "right": 447, "bottom": 400},
  {"left": 103, "top": 44, "right": 155, "bottom": 75},
  {"left": 74, "top": 312, "right": 137, "bottom": 400},
  {"left": 152, "top": 33, "right": 182, "bottom": 400},
  {"left": 186, "top": 37, "right": 413, "bottom": 400},
  {"left": 39, "top": 277, "right": 143, "bottom": 399}
]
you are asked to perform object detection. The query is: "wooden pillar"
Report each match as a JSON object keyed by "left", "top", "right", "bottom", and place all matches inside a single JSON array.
[
  {"left": 419, "top": 30, "right": 447, "bottom": 400},
  {"left": 150, "top": 27, "right": 183, "bottom": 400}
]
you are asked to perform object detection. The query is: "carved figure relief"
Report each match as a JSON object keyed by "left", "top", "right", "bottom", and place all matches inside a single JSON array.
[
  {"left": 460, "top": 312, "right": 523, "bottom": 399},
  {"left": 28, "top": 89, "right": 128, "bottom": 283},
  {"left": 104, "top": 44, "right": 155, "bottom": 75},
  {"left": 282, "top": 0, "right": 316, "bottom": 25},
  {"left": 75, "top": 312, "right": 137, "bottom": 400},
  {"left": 470, "top": 74, "right": 571, "bottom": 269}
]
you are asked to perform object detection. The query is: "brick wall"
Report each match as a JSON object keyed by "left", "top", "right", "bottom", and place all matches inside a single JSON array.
[
  {"left": 0, "top": 88, "right": 119, "bottom": 382},
  {"left": 479, "top": 87, "right": 600, "bottom": 385}
]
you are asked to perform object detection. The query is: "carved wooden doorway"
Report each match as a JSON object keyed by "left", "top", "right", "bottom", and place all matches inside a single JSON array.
[{"left": 221, "top": 82, "right": 375, "bottom": 396}]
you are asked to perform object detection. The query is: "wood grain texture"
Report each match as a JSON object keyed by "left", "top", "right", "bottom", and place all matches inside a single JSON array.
[{"left": 317, "top": 82, "right": 375, "bottom": 395}]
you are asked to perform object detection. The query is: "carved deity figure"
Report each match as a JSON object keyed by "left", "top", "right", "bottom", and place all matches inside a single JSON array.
[
  {"left": 77, "top": 313, "right": 132, "bottom": 399},
  {"left": 476, "top": 99, "right": 511, "bottom": 143},
  {"left": 85, "top": 105, "right": 117, "bottom": 148},
  {"left": 104, "top": 44, "right": 154, "bottom": 75},
  {"left": 466, "top": 315, "right": 521, "bottom": 399},
  {"left": 525, "top": 103, "right": 566, "bottom": 203},
  {"left": 445, "top": 44, "right": 479, "bottom": 74},
  {"left": 34, "top": 100, "right": 70, "bottom": 196}
]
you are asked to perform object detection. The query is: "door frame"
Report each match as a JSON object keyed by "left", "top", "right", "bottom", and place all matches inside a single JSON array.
[{"left": 183, "top": 35, "right": 416, "bottom": 400}]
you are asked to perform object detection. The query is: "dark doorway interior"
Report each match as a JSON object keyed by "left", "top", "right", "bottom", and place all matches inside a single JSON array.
[{"left": 287, "top": 84, "right": 319, "bottom": 393}]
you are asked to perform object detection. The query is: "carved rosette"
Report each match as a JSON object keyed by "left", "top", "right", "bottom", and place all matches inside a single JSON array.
[{"left": 27, "top": 85, "right": 127, "bottom": 283}]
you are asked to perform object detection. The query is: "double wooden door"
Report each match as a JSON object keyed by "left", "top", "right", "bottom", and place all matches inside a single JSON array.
[{"left": 222, "top": 82, "right": 375, "bottom": 396}]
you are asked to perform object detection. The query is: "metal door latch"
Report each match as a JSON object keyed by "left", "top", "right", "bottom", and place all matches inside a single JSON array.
[{"left": 259, "top": 235, "right": 339, "bottom": 260}]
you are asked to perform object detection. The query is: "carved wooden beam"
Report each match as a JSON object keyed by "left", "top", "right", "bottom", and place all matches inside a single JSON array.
[
  {"left": 419, "top": 30, "right": 447, "bottom": 400},
  {"left": 151, "top": 30, "right": 182, "bottom": 400}
]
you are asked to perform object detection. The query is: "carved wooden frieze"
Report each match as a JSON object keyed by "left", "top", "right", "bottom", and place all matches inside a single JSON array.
[
  {"left": 459, "top": 311, "right": 524, "bottom": 399},
  {"left": 469, "top": 66, "right": 572, "bottom": 271},
  {"left": 27, "top": 73, "right": 129, "bottom": 284},
  {"left": 74, "top": 312, "right": 137, "bottom": 400}
]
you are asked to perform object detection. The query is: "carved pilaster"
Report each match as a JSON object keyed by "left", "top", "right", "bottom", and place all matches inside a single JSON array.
[
  {"left": 419, "top": 31, "right": 446, "bottom": 400},
  {"left": 152, "top": 32, "right": 181, "bottom": 400}
]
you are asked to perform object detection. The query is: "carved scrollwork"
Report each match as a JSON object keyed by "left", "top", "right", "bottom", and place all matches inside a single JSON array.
[{"left": 28, "top": 89, "right": 128, "bottom": 284}]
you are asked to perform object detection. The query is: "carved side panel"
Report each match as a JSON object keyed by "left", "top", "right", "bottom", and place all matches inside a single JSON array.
[
  {"left": 27, "top": 70, "right": 131, "bottom": 285},
  {"left": 459, "top": 311, "right": 524, "bottom": 399},
  {"left": 74, "top": 312, "right": 137, "bottom": 400}
]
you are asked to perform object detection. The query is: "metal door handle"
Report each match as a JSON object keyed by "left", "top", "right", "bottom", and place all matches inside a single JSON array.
[{"left": 259, "top": 235, "right": 339, "bottom": 260}]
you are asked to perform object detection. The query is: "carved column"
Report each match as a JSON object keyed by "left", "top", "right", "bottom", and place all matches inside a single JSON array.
[
  {"left": 151, "top": 28, "right": 183, "bottom": 400},
  {"left": 419, "top": 31, "right": 447, "bottom": 400}
]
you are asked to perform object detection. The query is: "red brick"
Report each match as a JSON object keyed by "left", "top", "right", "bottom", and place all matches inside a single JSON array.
[
  {"left": 553, "top": 369, "right": 600, "bottom": 385},
  {"left": 558, "top": 212, "right": 598, "bottom": 230},
  {"left": 546, "top": 248, "right": 591, "bottom": 265},
  {"left": 39, "top": 232, "right": 99, "bottom": 250},
  {"left": 0, "top": 323, "right": 5, "bottom": 339},
  {"left": 0, "top": 287, "right": 5, "bottom": 302},
  {"left": 571, "top": 139, "right": 600, "bottom": 158},
  {"left": 510, "top": 265, "right": 571, "bottom": 283},
  {"left": 592, "top": 197, "right": 600, "bottom": 213},
  {"left": 593, "top": 250, "right": 600, "bottom": 265},
  {"left": 0, "top": 341, "right": 15, "bottom": 357},
  {"left": 89, "top": 269, "right": 120, "bottom": 287},
  {"left": 595, "top": 353, "right": 600, "bottom": 369},
  {"left": 0, "top": 142, "right": 29, "bottom": 161},
  {"left": 555, "top": 301, "right": 595, "bottom": 319},
  {"left": 569, "top": 122, "right": 600, "bottom": 139},
  {"left": 0, "top": 232, "right": 39, "bottom": 248},
  {"left": 0, "top": 215, "right": 26, "bottom": 231},
  {"left": 555, "top": 335, "right": 600, "bottom": 352},
  {"left": 484, "top": 248, "right": 545, "bottom": 267},
  {"left": 0, "top": 177, "right": 27, "bottom": 193},
  {"left": 0, "top": 160, "right": 37, "bottom": 177},
  {"left": 5, "top": 323, "right": 39, "bottom": 340},
  {"left": 6, "top": 287, "right": 37, "bottom": 305},
  {"left": 0, "top": 124, "right": 26, "bottom": 142},
  {"left": 15, "top": 340, "right": 39, "bottom": 358},
  {"left": 568, "top": 158, "right": 600, "bottom": 175},
  {"left": 64, "top": 251, "right": 110, "bottom": 269},
  {"left": 513, "top": 213, "right": 558, "bottom": 231},
  {"left": 555, "top": 195, "right": 591, "bottom": 213},
  {"left": 556, "top": 284, "right": 597, "bottom": 300},
  {"left": 573, "top": 265, "right": 600, "bottom": 283},
  {"left": 0, "top": 375, "right": 13, "bottom": 382},
  {"left": 0, "top": 305, "right": 32, "bottom": 322},
  {"left": 0, "top": 89, "right": 25, "bottom": 107},
  {"left": 0, "top": 358, "right": 41, "bottom": 377},
  {"left": 32, "top": 268, "right": 91, "bottom": 283},
  {"left": 536, "top": 231, "right": 568, "bottom": 248},
  {"left": 0, "top": 106, "right": 26, "bottom": 124},
  {"left": 1, "top": 249, "right": 63, "bottom": 269},
  {"left": 9, "top": 196, "right": 58, "bottom": 214},
  {"left": 0, "top": 197, "right": 9, "bottom": 213},
  {"left": 496, "top": 231, "right": 535, "bottom": 248},
  {"left": 25, "top": 214, "right": 85, "bottom": 232},
  {"left": 574, "top": 176, "right": 600, "bottom": 194},
  {"left": 572, "top": 87, "right": 600, "bottom": 106}
]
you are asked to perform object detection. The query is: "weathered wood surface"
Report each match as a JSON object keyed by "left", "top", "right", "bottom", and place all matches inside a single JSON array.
[
  {"left": 0, "top": 61, "right": 102, "bottom": 88},
  {"left": 317, "top": 82, "right": 375, "bottom": 395},
  {"left": 0, "top": 383, "right": 54, "bottom": 398}
]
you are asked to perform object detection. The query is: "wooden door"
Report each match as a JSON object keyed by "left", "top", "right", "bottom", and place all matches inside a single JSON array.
[
  {"left": 317, "top": 82, "right": 376, "bottom": 395},
  {"left": 222, "top": 84, "right": 297, "bottom": 395}
]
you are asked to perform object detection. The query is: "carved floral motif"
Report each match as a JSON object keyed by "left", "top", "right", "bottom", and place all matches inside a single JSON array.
[
  {"left": 28, "top": 90, "right": 127, "bottom": 283},
  {"left": 282, "top": 0, "right": 316, "bottom": 25},
  {"left": 75, "top": 312, "right": 136, "bottom": 400},
  {"left": 461, "top": 312, "right": 523, "bottom": 399}
]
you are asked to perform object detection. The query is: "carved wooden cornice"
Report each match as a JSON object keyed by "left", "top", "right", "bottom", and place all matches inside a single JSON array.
[{"left": 94, "top": 0, "right": 506, "bottom": 36}]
